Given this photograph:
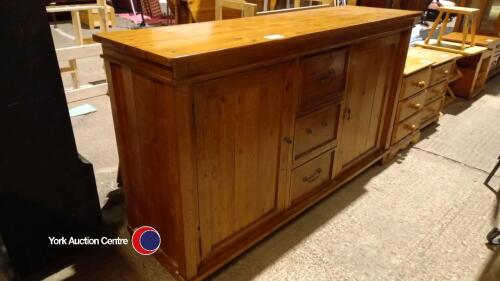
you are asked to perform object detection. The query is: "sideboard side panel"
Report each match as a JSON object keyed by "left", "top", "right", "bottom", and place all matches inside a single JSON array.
[{"left": 104, "top": 59, "right": 185, "bottom": 273}]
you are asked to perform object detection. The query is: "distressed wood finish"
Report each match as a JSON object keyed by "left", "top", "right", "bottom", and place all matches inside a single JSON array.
[{"left": 95, "top": 6, "right": 419, "bottom": 281}]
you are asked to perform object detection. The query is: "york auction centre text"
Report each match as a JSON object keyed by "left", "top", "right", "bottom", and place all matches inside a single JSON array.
[{"left": 49, "top": 236, "right": 129, "bottom": 246}]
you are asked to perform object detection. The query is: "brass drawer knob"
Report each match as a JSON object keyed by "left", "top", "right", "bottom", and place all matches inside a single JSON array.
[
  {"left": 284, "top": 136, "right": 293, "bottom": 144},
  {"left": 417, "top": 81, "right": 426, "bottom": 88},
  {"left": 302, "top": 168, "right": 322, "bottom": 183},
  {"left": 443, "top": 69, "right": 450, "bottom": 75},
  {"left": 405, "top": 124, "right": 418, "bottom": 131},
  {"left": 410, "top": 103, "right": 422, "bottom": 109}
]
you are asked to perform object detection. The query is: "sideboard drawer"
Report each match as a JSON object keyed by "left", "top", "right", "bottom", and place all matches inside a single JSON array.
[
  {"left": 425, "top": 80, "right": 447, "bottom": 104},
  {"left": 396, "top": 89, "right": 426, "bottom": 122},
  {"left": 392, "top": 112, "right": 422, "bottom": 144},
  {"left": 401, "top": 68, "right": 431, "bottom": 99},
  {"left": 430, "top": 61, "right": 454, "bottom": 85},
  {"left": 291, "top": 150, "right": 333, "bottom": 205},
  {"left": 294, "top": 104, "right": 340, "bottom": 159},
  {"left": 421, "top": 96, "right": 444, "bottom": 123},
  {"left": 299, "top": 48, "right": 348, "bottom": 111}
]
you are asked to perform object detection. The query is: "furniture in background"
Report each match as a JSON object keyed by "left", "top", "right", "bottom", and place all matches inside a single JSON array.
[
  {"left": 384, "top": 55, "right": 432, "bottom": 162},
  {"left": 384, "top": 46, "right": 460, "bottom": 161},
  {"left": 95, "top": 6, "right": 419, "bottom": 281},
  {"left": 182, "top": 0, "right": 354, "bottom": 23},
  {"left": 417, "top": 6, "right": 484, "bottom": 54},
  {"left": 79, "top": 4, "right": 117, "bottom": 28},
  {"left": 455, "top": 0, "right": 500, "bottom": 36},
  {"left": 415, "top": 6, "right": 492, "bottom": 99},
  {"left": 46, "top": 0, "right": 109, "bottom": 103},
  {"left": 448, "top": 47, "right": 493, "bottom": 98},
  {"left": 405, "top": 47, "right": 462, "bottom": 105},
  {"left": 443, "top": 32, "right": 500, "bottom": 79},
  {"left": 1, "top": 0, "right": 101, "bottom": 276},
  {"left": 215, "top": 0, "right": 331, "bottom": 20},
  {"left": 356, "top": 0, "right": 427, "bottom": 10},
  {"left": 408, "top": 47, "right": 460, "bottom": 127}
]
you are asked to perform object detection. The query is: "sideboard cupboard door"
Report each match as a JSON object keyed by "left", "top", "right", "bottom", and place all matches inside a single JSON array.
[
  {"left": 334, "top": 34, "right": 402, "bottom": 176},
  {"left": 193, "top": 63, "right": 293, "bottom": 262}
]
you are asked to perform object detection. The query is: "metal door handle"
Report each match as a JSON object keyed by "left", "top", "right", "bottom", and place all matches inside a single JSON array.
[{"left": 303, "top": 168, "right": 322, "bottom": 183}]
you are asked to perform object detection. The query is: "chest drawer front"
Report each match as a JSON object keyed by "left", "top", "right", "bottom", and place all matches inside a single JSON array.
[
  {"left": 401, "top": 68, "right": 431, "bottom": 99},
  {"left": 291, "top": 150, "right": 333, "bottom": 205},
  {"left": 299, "top": 48, "right": 348, "bottom": 111},
  {"left": 397, "top": 89, "right": 426, "bottom": 122},
  {"left": 430, "top": 61, "right": 454, "bottom": 85},
  {"left": 294, "top": 104, "right": 340, "bottom": 160},
  {"left": 421, "top": 96, "right": 444, "bottom": 122},
  {"left": 392, "top": 111, "right": 422, "bottom": 144},
  {"left": 425, "top": 80, "right": 447, "bottom": 104}
]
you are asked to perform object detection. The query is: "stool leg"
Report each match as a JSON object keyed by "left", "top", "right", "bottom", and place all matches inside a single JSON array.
[
  {"left": 461, "top": 15, "right": 469, "bottom": 50},
  {"left": 470, "top": 14, "right": 477, "bottom": 47},
  {"left": 425, "top": 11, "right": 444, "bottom": 44},
  {"left": 437, "top": 13, "right": 451, "bottom": 46}
]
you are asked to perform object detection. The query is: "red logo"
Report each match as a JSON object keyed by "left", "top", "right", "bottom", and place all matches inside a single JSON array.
[{"left": 131, "top": 226, "right": 161, "bottom": 255}]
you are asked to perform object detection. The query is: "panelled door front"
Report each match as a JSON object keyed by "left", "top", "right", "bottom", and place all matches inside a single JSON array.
[
  {"left": 194, "top": 63, "right": 292, "bottom": 262},
  {"left": 334, "top": 34, "right": 402, "bottom": 176}
]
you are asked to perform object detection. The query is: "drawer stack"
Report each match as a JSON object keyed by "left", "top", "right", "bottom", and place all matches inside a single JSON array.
[
  {"left": 386, "top": 47, "right": 459, "bottom": 162},
  {"left": 290, "top": 48, "right": 348, "bottom": 205},
  {"left": 391, "top": 67, "right": 431, "bottom": 146},
  {"left": 420, "top": 60, "right": 454, "bottom": 128}
]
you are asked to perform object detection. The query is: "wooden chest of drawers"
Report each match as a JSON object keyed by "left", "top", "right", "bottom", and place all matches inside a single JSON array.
[
  {"left": 386, "top": 47, "right": 459, "bottom": 161},
  {"left": 94, "top": 6, "right": 419, "bottom": 281}
]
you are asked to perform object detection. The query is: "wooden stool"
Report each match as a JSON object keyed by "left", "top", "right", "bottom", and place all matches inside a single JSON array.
[{"left": 422, "top": 6, "right": 480, "bottom": 52}]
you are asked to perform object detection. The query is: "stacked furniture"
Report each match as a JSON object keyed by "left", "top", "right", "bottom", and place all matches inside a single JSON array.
[
  {"left": 385, "top": 46, "right": 461, "bottom": 161},
  {"left": 79, "top": 3, "right": 116, "bottom": 29},
  {"left": 443, "top": 32, "right": 500, "bottom": 79},
  {"left": 448, "top": 45, "right": 492, "bottom": 98},
  {"left": 95, "top": 6, "right": 420, "bottom": 281},
  {"left": 454, "top": 0, "right": 500, "bottom": 36},
  {"left": 415, "top": 6, "right": 491, "bottom": 99}
]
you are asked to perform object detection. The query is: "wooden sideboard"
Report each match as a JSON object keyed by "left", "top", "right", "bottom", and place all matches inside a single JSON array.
[{"left": 94, "top": 6, "right": 419, "bottom": 281}]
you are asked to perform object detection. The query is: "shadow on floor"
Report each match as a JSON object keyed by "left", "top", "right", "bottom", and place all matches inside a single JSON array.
[
  {"left": 444, "top": 74, "right": 500, "bottom": 116},
  {"left": 5, "top": 162, "right": 391, "bottom": 281},
  {"left": 12, "top": 188, "right": 147, "bottom": 281},
  {"left": 208, "top": 161, "right": 394, "bottom": 281}
]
